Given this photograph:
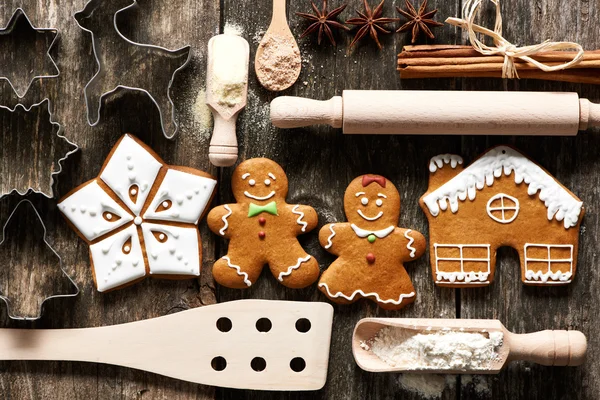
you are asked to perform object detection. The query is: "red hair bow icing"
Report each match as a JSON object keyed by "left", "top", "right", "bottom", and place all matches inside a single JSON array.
[{"left": 362, "top": 175, "right": 386, "bottom": 188}]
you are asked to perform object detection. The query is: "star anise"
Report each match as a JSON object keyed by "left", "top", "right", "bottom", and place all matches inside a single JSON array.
[
  {"left": 346, "top": 0, "right": 397, "bottom": 50},
  {"left": 396, "top": 0, "right": 444, "bottom": 43},
  {"left": 297, "top": 0, "right": 350, "bottom": 46}
]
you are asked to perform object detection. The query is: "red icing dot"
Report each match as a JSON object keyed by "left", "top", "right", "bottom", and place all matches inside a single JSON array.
[
  {"left": 258, "top": 217, "right": 266, "bottom": 225},
  {"left": 366, "top": 253, "right": 376, "bottom": 264},
  {"left": 258, "top": 231, "right": 266, "bottom": 239}
]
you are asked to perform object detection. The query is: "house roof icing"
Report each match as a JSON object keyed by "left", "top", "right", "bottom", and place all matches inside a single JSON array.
[{"left": 422, "top": 146, "right": 583, "bottom": 229}]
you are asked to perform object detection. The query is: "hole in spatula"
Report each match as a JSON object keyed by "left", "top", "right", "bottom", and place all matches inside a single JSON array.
[
  {"left": 255, "top": 317, "right": 272, "bottom": 332},
  {"left": 251, "top": 357, "right": 267, "bottom": 372},
  {"left": 295, "top": 318, "right": 311, "bottom": 333},
  {"left": 290, "top": 357, "right": 306, "bottom": 372},
  {"left": 216, "top": 317, "right": 232, "bottom": 332},
  {"left": 211, "top": 356, "right": 227, "bottom": 371}
]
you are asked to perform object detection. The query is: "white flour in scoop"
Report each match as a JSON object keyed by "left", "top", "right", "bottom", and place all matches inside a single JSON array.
[{"left": 364, "top": 327, "right": 503, "bottom": 371}]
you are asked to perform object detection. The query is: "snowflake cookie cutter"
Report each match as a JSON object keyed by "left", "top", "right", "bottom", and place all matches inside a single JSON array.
[
  {"left": 0, "top": 99, "right": 79, "bottom": 199},
  {"left": 0, "top": 199, "right": 79, "bottom": 320},
  {"left": 74, "top": 0, "right": 192, "bottom": 139},
  {"left": 0, "top": 8, "right": 60, "bottom": 98}
]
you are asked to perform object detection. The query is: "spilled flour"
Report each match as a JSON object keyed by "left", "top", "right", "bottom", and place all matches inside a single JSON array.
[
  {"left": 365, "top": 328, "right": 503, "bottom": 370},
  {"left": 255, "top": 34, "right": 301, "bottom": 91},
  {"left": 398, "top": 374, "right": 456, "bottom": 399}
]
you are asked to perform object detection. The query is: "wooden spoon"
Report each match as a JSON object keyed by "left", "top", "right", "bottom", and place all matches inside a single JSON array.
[
  {"left": 0, "top": 300, "right": 334, "bottom": 390},
  {"left": 255, "top": 0, "right": 301, "bottom": 91},
  {"left": 353, "top": 318, "right": 587, "bottom": 374}
]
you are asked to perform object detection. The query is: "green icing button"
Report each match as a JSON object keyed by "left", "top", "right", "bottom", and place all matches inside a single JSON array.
[{"left": 367, "top": 234, "right": 376, "bottom": 243}]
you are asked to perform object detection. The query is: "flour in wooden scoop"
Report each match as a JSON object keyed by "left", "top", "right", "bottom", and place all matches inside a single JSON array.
[
  {"left": 364, "top": 327, "right": 503, "bottom": 371},
  {"left": 255, "top": 34, "right": 301, "bottom": 91}
]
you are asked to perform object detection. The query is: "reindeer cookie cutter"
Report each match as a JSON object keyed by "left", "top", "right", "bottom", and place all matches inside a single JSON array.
[
  {"left": 74, "top": 0, "right": 192, "bottom": 139},
  {"left": 0, "top": 8, "right": 60, "bottom": 98},
  {"left": 0, "top": 199, "right": 79, "bottom": 320},
  {"left": 0, "top": 99, "right": 79, "bottom": 199}
]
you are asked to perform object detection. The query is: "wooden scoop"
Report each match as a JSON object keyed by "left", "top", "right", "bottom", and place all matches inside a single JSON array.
[
  {"left": 206, "top": 34, "right": 249, "bottom": 167},
  {"left": 255, "top": 0, "right": 301, "bottom": 91},
  {"left": 353, "top": 318, "right": 587, "bottom": 374},
  {"left": 0, "top": 300, "right": 334, "bottom": 390}
]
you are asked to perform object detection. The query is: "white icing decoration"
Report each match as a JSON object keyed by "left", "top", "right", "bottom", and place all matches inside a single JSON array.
[
  {"left": 242, "top": 173, "right": 250, "bottom": 179},
  {"left": 90, "top": 225, "right": 146, "bottom": 292},
  {"left": 351, "top": 224, "right": 394, "bottom": 239},
  {"left": 377, "top": 193, "right": 387, "bottom": 198},
  {"left": 264, "top": 179, "right": 271, "bottom": 186},
  {"left": 404, "top": 229, "right": 416, "bottom": 257},
  {"left": 141, "top": 224, "right": 200, "bottom": 276},
  {"left": 319, "top": 282, "right": 415, "bottom": 305},
  {"left": 130, "top": 188, "right": 137, "bottom": 195},
  {"left": 357, "top": 210, "right": 383, "bottom": 221},
  {"left": 277, "top": 255, "right": 311, "bottom": 281},
  {"left": 143, "top": 169, "right": 217, "bottom": 224},
  {"left": 268, "top": 173, "right": 276, "bottom": 180},
  {"left": 422, "top": 146, "right": 583, "bottom": 229},
  {"left": 486, "top": 193, "right": 520, "bottom": 224},
  {"left": 324, "top": 224, "right": 336, "bottom": 249},
  {"left": 429, "top": 154, "right": 464, "bottom": 173},
  {"left": 355, "top": 191, "right": 365, "bottom": 197},
  {"left": 249, "top": 179, "right": 256, "bottom": 186},
  {"left": 58, "top": 180, "right": 133, "bottom": 241},
  {"left": 375, "top": 199, "right": 383, "bottom": 207},
  {"left": 223, "top": 256, "right": 251, "bottom": 287},
  {"left": 105, "top": 213, "right": 113, "bottom": 220},
  {"left": 134, "top": 216, "right": 142, "bottom": 225},
  {"left": 244, "top": 190, "right": 275, "bottom": 201},
  {"left": 291, "top": 205, "right": 308, "bottom": 232},
  {"left": 100, "top": 134, "right": 163, "bottom": 214},
  {"left": 434, "top": 244, "right": 491, "bottom": 285},
  {"left": 361, "top": 197, "right": 369, "bottom": 205},
  {"left": 524, "top": 243, "right": 573, "bottom": 284}
]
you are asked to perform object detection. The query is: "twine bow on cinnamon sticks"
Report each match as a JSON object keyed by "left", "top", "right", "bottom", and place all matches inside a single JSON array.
[
  {"left": 397, "top": 0, "right": 600, "bottom": 85},
  {"left": 446, "top": 0, "right": 584, "bottom": 78}
]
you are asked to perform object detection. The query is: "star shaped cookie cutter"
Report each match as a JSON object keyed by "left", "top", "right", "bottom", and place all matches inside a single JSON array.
[
  {"left": 74, "top": 0, "right": 192, "bottom": 139},
  {"left": 0, "top": 99, "right": 79, "bottom": 199},
  {"left": 0, "top": 199, "right": 79, "bottom": 320},
  {"left": 0, "top": 8, "right": 60, "bottom": 98}
]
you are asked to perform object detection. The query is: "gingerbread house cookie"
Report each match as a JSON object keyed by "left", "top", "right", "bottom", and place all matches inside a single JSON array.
[
  {"left": 207, "top": 158, "right": 320, "bottom": 289},
  {"left": 59, "top": 134, "right": 217, "bottom": 292},
  {"left": 317, "top": 175, "right": 426, "bottom": 310},
  {"left": 419, "top": 146, "right": 584, "bottom": 287}
]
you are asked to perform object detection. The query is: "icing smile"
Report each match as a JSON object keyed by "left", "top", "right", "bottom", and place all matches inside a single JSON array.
[
  {"left": 357, "top": 210, "right": 383, "bottom": 221},
  {"left": 244, "top": 191, "right": 275, "bottom": 201}
]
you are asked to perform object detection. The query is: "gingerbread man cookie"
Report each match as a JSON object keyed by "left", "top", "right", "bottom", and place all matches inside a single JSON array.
[
  {"left": 317, "top": 175, "right": 426, "bottom": 310},
  {"left": 207, "top": 158, "right": 320, "bottom": 288}
]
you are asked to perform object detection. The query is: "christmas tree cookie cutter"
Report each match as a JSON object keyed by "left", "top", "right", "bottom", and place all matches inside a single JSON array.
[
  {"left": 74, "top": 0, "right": 192, "bottom": 139},
  {"left": 0, "top": 99, "right": 79, "bottom": 199},
  {"left": 0, "top": 8, "right": 60, "bottom": 98},
  {"left": 0, "top": 199, "right": 79, "bottom": 320}
]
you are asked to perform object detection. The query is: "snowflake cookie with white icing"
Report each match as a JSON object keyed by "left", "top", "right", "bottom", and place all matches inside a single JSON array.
[
  {"left": 59, "top": 134, "right": 217, "bottom": 292},
  {"left": 419, "top": 145, "right": 584, "bottom": 288},
  {"left": 317, "top": 175, "right": 426, "bottom": 310},
  {"left": 207, "top": 158, "right": 319, "bottom": 289}
]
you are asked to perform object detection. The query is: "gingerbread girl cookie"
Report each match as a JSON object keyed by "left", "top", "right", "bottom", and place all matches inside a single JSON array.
[
  {"left": 207, "top": 158, "right": 320, "bottom": 288},
  {"left": 317, "top": 175, "right": 426, "bottom": 310}
]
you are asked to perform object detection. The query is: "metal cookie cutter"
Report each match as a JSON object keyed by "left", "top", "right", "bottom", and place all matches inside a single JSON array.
[
  {"left": 0, "top": 199, "right": 79, "bottom": 320},
  {"left": 74, "top": 0, "right": 192, "bottom": 139},
  {"left": 0, "top": 8, "right": 60, "bottom": 98},
  {"left": 0, "top": 99, "right": 79, "bottom": 199}
]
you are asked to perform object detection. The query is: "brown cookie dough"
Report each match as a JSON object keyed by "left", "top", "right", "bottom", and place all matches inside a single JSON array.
[
  {"left": 207, "top": 158, "right": 319, "bottom": 288},
  {"left": 318, "top": 175, "right": 426, "bottom": 310}
]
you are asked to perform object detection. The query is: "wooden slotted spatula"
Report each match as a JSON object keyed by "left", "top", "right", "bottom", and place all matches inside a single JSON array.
[
  {"left": 353, "top": 318, "right": 586, "bottom": 374},
  {"left": 0, "top": 300, "right": 334, "bottom": 390}
]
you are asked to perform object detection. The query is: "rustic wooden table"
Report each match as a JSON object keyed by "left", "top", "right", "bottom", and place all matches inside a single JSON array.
[{"left": 0, "top": 0, "right": 597, "bottom": 398}]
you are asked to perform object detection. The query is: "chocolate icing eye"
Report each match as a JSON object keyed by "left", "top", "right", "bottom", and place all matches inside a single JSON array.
[
  {"left": 122, "top": 237, "right": 132, "bottom": 254},
  {"left": 376, "top": 199, "right": 383, "bottom": 207},
  {"left": 152, "top": 231, "right": 168, "bottom": 243},
  {"left": 103, "top": 211, "right": 121, "bottom": 222},
  {"left": 155, "top": 199, "right": 172, "bottom": 212},
  {"left": 361, "top": 197, "right": 369, "bottom": 206},
  {"left": 129, "top": 184, "right": 139, "bottom": 203}
]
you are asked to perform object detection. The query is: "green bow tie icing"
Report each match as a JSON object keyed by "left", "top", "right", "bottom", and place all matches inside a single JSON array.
[{"left": 248, "top": 201, "right": 278, "bottom": 217}]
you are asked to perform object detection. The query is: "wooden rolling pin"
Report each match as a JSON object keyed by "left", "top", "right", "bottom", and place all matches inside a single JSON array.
[
  {"left": 353, "top": 318, "right": 587, "bottom": 374},
  {"left": 270, "top": 91, "right": 600, "bottom": 135}
]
